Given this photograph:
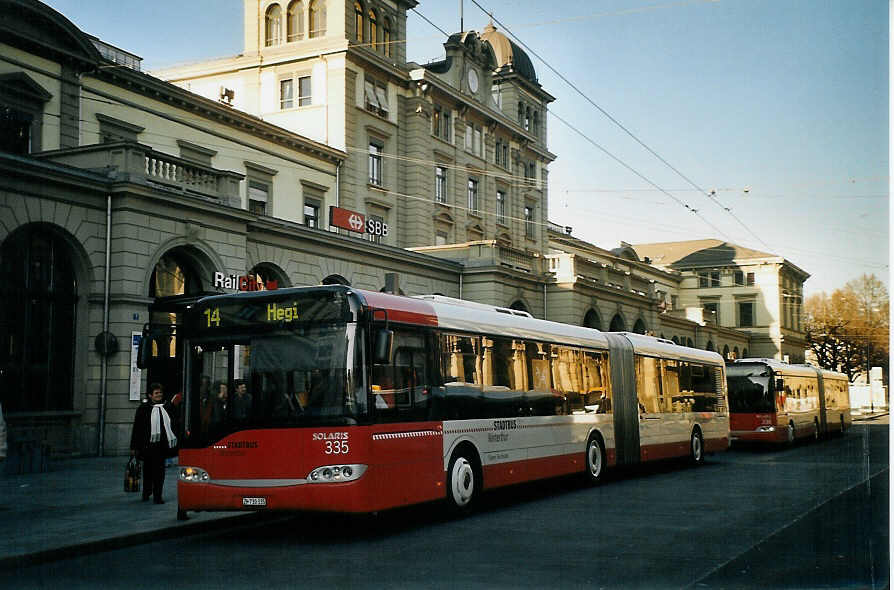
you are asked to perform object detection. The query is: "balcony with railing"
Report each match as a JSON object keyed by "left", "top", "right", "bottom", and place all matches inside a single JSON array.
[
  {"left": 36, "top": 141, "right": 244, "bottom": 206},
  {"left": 545, "top": 252, "right": 656, "bottom": 301}
]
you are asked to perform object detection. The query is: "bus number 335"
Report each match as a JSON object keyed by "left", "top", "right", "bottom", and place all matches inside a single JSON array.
[{"left": 325, "top": 440, "right": 349, "bottom": 454}]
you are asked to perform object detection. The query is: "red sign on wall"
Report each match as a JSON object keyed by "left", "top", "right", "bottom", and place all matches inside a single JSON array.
[{"left": 329, "top": 206, "right": 366, "bottom": 233}]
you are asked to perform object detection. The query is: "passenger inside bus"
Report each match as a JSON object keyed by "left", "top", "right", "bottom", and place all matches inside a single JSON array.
[{"left": 231, "top": 379, "right": 252, "bottom": 422}]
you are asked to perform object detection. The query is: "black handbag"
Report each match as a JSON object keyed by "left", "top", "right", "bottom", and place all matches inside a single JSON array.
[{"left": 124, "top": 456, "right": 141, "bottom": 493}]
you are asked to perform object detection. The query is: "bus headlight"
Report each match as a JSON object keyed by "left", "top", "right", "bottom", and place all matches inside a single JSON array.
[
  {"left": 755, "top": 426, "right": 776, "bottom": 432},
  {"left": 308, "top": 464, "right": 367, "bottom": 483},
  {"left": 179, "top": 466, "right": 210, "bottom": 483}
]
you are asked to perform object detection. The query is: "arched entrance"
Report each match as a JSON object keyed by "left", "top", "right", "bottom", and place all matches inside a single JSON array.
[
  {"left": 509, "top": 300, "right": 529, "bottom": 314},
  {"left": 0, "top": 225, "right": 79, "bottom": 412},
  {"left": 609, "top": 313, "right": 625, "bottom": 332},
  {"left": 146, "top": 249, "right": 209, "bottom": 398},
  {"left": 249, "top": 263, "right": 289, "bottom": 290},
  {"left": 706, "top": 340, "right": 714, "bottom": 352},
  {"left": 583, "top": 309, "right": 601, "bottom": 330},
  {"left": 723, "top": 344, "right": 730, "bottom": 359},
  {"left": 632, "top": 318, "right": 646, "bottom": 335},
  {"left": 322, "top": 274, "right": 350, "bottom": 286}
]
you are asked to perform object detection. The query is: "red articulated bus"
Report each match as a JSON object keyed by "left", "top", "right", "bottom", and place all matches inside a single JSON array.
[
  {"left": 154, "top": 286, "right": 729, "bottom": 517},
  {"left": 726, "top": 358, "right": 851, "bottom": 444}
]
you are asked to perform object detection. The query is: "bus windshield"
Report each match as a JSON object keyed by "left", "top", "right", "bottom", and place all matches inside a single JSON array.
[
  {"left": 727, "top": 366, "right": 775, "bottom": 414},
  {"left": 182, "top": 323, "right": 365, "bottom": 447}
]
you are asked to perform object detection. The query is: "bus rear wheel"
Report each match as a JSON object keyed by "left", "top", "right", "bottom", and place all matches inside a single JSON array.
[
  {"left": 447, "top": 449, "right": 479, "bottom": 513},
  {"left": 690, "top": 429, "right": 704, "bottom": 464},
  {"left": 585, "top": 435, "right": 605, "bottom": 484}
]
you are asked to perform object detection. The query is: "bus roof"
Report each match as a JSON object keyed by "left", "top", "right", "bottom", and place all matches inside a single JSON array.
[{"left": 730, "top": 358, "right": 846, "bottom": 380}]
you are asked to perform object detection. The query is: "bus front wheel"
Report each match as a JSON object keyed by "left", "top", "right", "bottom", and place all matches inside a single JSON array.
[
  {"left": 585, "top": 435, "right": 606, "bottom": 483},
  {"left": 447, "top": 448, "right": 479, "bottom": 512}
]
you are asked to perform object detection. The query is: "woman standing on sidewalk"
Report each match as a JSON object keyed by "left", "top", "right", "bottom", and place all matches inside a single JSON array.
[{"left": 129, "top": 383, "right": 179, "bottom": 504}]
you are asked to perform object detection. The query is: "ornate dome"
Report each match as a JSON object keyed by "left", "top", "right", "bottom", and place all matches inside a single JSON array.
[{"left": 480, "top": 23, "right": 538, "bottom": 84}]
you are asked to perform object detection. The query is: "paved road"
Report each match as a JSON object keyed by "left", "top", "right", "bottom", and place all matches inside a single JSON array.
[{"left": 3, "top": 425, "right": 887, "bottom": 589}]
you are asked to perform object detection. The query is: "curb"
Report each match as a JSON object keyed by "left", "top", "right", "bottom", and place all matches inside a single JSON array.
[{"left": 0, "top": 511, "right": 286, "bottom": 571}]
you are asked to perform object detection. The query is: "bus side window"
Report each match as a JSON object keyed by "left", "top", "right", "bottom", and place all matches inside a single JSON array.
[
  {"left": 581, "top": 350, "right": 610, "bottom": 414},
  {"left": 664, "top": 360, "right": 682, "bottom": 413},
  {"left": 551, "top": 345, "right": 582, "bottom": 400},
  {"left": 635, "top": 356, "right": 661, "bottom": 413}
]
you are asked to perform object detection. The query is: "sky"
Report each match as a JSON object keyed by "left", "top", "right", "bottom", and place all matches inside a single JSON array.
[{"left": 42, "top": 0, "right": 889, "bottom": 296}]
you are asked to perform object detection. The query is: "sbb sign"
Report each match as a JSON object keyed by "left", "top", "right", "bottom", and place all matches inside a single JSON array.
[{"left": 329, "top": 206, "right": 389, "bottom": 237}]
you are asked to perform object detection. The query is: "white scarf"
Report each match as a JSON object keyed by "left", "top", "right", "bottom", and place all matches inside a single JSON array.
[{"left": 150, "top": 404, "right": 177, "bottom": 448}]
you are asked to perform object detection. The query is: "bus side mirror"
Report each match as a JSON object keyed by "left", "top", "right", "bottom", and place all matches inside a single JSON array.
[{"left": 374, "top": 329, "right": 393, "bottom": 364}]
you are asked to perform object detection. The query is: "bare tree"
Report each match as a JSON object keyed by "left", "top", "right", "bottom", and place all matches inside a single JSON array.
[{"left": 805, "top": 274, "right": 889, "bottom": 382}]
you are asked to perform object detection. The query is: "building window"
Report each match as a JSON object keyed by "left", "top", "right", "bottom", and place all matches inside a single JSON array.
[
  {"left": 464, "top": 123, "right": 481, "bottom": 157},
  {"left": 368, "top": 142, "right": 383, "bottom": 185},
  {"left": 0, "top": 106, "right": 33, "bottom": 154},
  {"left": 495, "top": 139, "right": 509, "bottom": 168},
  {"left": 746, "top": 272, "right": 755, "bottom": 286},
  {"left": 364, "top": 78, "right": 388, "bottom": 117},
  {"left": 280, "top": 79, "right": 294, "bottom": 109},
  {"left": 699, "top": 271, "right": 721, "bottom": 287},
  {"left": 734, "top": 270, "right": 744, "bottom": 286},
  {"left": 738, "top": 301, "right": 754, "bottom": 327},
  {"left": 368, "top": 9, "right": 377, "bottom": 50},
  {"left": 281, "top": 76, "right": 310, "bottom": 108},
  {"left": 297, "top": 76, "right": 312, "bottom": 106},
  {"left": 0, "top": 227, "right": 77, "bottom": 412},
  {"left": 265, "top": 4, "right": 283, "bottom": 46},
  {"left": 433, "top": 105, "right": 450, "bottom": 141},
  {"left": 248, "top": 180, "right": 269, "bottom": 215},
  {"left": 383, "top": 18, "right": 392, "bottom": 56},
  {"left": 524, "top": 106, "right": 531, "bottom": 131},
  {"left": 467, "top": 178, "right": 479, "bottom": 213},
  {"left": 532, "top": 111, "right": 539, "bottom": 137},
  {"left": 309, "top": 0, "right": 325, "bottom": 37},
  {"left": 304, "top": 199, "right": 320, "bottom": 228},
  {"left": 524, "top": 205, "right": 535, "bottom": 238},
  {"left": 354, "top": 1, "right": 363, "bottom": 41},
  {"left": 287, "top": 1, "right": 304, "bottom": 41},
  {"left": 435, "top": 166, "right": 447, "bottom": 203},
  {"left": 435, "top": 231, "right": 448, "bottom": 245},
  {"left": 496, "top": 190, "right": 506, "bottom": 225},
  {"left": 703, "top": 302, "right": 718, "bottom": 323}
]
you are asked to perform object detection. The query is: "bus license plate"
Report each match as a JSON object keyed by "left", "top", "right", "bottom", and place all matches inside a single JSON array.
[{"left": 243, "top": 497, "right": 267, "bottom": 507}]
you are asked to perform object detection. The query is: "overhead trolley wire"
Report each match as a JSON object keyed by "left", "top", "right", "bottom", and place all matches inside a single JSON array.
[{"left": 467, "top": 0, "right": 774, "bottom": 252}]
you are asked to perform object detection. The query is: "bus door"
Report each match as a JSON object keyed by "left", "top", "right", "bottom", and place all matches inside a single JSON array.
[
  {"left": 605, "top": 334, "right": 639, "bottom": 466},
  {"left": 140, "top": 294, "right": 212, "bottom": 401},
  {"left": 810, "top": 367, "right": 829, "bottom": 435}
]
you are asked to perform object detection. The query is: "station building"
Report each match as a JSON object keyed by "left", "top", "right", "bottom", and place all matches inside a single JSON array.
[{"left": 0, "top": 0, "right": 807, "bottom": 459}]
